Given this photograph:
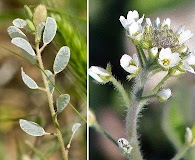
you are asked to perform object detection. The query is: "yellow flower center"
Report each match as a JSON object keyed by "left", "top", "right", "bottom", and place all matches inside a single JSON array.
[{"left": 162, "top": 59, "right": 170, "bottom": 66}]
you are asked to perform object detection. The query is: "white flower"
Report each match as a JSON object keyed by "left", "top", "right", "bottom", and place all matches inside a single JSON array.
[
  {"left": 158, "top": 48, "right": 181, "bottom": 70},
  {"left": 120, "top": 54, "right": 140, "bottom": 74},
  {"left": 157, "top": 88, "right": 172, "bottom": 102},
  {"left": 117, "top": 138, "right": 133, "bottom": 155},
  {"left": 181, "top": 53, "right": 195, "bottom": 73},
  {"left": 154, "top": 17, "right": 160, "bottom": 28},
  {"left": 128, "top": 21, "right": 143, "bottom": 40},
  {"left": 177, "top": 25, "right": 193, "bottom": 44},
  {"left": 145, "top": 18, "right": 152, "bottom": 26},
  {"left": 119, "top": 10, "right": 144, "bottom": 30},
  {"left": 162, "top": 18, "right": 171, "bottom": 28},
  {"left": 89, "top": 66, "right": 110, "bottom": 83}
]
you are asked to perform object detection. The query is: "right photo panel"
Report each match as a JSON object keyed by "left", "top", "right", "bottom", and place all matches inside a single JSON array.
[{"left": 89, "top": 0, "right": 195, "bottom": 160}]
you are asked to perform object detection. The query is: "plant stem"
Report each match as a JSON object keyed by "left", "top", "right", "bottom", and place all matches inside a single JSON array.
[
  {"left": 171, "top": 144, "right": 189, "bottom": 160},
  {"left": 35, "top": 44, "right": 68, "bottom": 160},
  {"left": 126, "top": 70, "right": 149, "bottom": 160},
  {"left": 151, "top": 73, "right": 170, "bottom": 94},
  {"left": 92, "top": 122, "right": 118, "bottom": 146},
  {"left": 110, "top": 76, "right": 131, "bottom": 108}
]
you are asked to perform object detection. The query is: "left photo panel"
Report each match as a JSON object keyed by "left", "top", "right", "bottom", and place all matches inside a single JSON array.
[{"left": 0, "top": 1, "right": 87, "bottom": 160}]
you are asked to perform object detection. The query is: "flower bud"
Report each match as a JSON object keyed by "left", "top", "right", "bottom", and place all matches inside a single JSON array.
[
  {"left": 117, "top": 138, "right": 133, "bottom": 155},
  {"left": 33, "top": 4, "right": 47, "bottom": 28},
  {"left": 89, "top": 66, "right": 111, "bottom": 83},
  {"left": 149, "top": 47, "right": 158, "bottom": 58},
  {"left": 88, "top": 109, "right": 97, "bottom": 127},
  {"left": 26, "top": 19, "right": 35, "bottom": 32},
  {"left": 157, "top": 88, "right": 171, "bottom": 102},
  {"left": 24, "top": 5, "right": 33, "bottom": 20},
  {"left": 185, "top": 127, "right": 193, "bottom": 145}
]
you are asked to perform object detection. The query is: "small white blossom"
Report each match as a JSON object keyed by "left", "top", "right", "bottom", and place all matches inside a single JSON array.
[
  {"left": 89, "top": 66, "right": 110, "bottom": 83},
  {"left": 154, "top": 17, "right": 160, "bottom": 28},
  {"left": 157, "top": 88, "right": 172, "bottom": 102},
  {"left": 177, "top": 25, "right": 193, "bottom": 44},
  {"left": 120, "top": 54, "right": 140, "bottom": 74},
  {"left": 119, "top": 10, "right": 144, "bottom": 30},
  {"left": 128, "top": 21, "right": 143, "bottom": 40},
  {"left": 145, "top": 18, "right": 152, "bottom": 26},
  {"left": 117, "top": 138, "right": 133, "bottom": 155},
  {"left": 158, "top": 48, "right": 181, "bottom": 70},
  {"left": 162, "top": 18, "right": 171, "bottom": 28},
  {"left": 181, "top": 53, "right": 195, "bottom": 74}
]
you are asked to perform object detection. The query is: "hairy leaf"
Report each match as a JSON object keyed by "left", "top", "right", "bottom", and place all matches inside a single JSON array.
[
  {"left": 43, "top": 17, "right": 57, "bottom": 44},
  {"left": 7, "top": 26, "right": 28, "bottom": 40},
  {"left": 53, "top": 46, "right": 70, "bottom": 74},
  {"left": 19, "top": 119, "right": 45, "bottom": 136},
  {"left": 13, "top": 18, "right": 27, "bottom": 28},
  {"left": 21, "top": 67, "right": 38, "bottom": 89},
  {"left": 11, "top": 37, "right": 35, "bottom": 56},
  {"left": 56, "top": 94, "right": 70, "bottom": 113}
]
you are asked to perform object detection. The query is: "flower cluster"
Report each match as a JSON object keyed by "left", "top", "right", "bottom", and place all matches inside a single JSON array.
[
  {"left": 118, "top": 10, "right": 195, "bottom": 101},
  {"left": 89, "top": 10, "right": 195, "bottom": 102},
  {"left": 119, "top": 10, "right": 195, "bottom": 76}
]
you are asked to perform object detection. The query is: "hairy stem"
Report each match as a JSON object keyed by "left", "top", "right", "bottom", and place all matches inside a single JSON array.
[
  {"left": 110, "top": 76, "right": 131, "bottom": 107},
  {"left": 126, "top": 70, "right": 149, "bottom": 160},
  {"left": 93, "top": 122, "right": 118, "bottom": 146},
  {"left": 36, "top": 44, "right": 68, "bottom": 160}
]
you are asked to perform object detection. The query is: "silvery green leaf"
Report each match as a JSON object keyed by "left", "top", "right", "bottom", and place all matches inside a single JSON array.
[
  {"left": 21, "top": 67, "right": 38, "bottom": 89},
  {"left": 19, "top": 119, "right": 45, "bottom": 136},
  {"left": 53, "top": 46, "right": 70, "bottom": 74},
  {"left": 56, "top": 94, "right": 70, "bottom": 113},
  {"left": 21, "top": 49, "right": 37, "bottom": 64},
  {"left": 37, "top": 22, "right": 45, "bottom": 41},
  {"left": 11, "top": 37, "right": 35, "bottom": 56},
  {"left": 45, "top": 70, "right": 55, "bottom": 94},
  {"left": 13, "top": 18, "right": 27, "bottom": 28},
  {"left": 7, "top": 26, "right": 28, "bottom": 40},
  {"left": 72, "top": 123, "right": 81, "bottom": 135},
  {"left": 43, "top": 17, "right": 57, "bottom": 45}
]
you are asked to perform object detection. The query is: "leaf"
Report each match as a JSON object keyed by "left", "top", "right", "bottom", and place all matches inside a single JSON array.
[
  {"left": 43, "top": 17, "right": 57, "bottom": 45},
  {"left": 45, "top": 70, "right": 55, "bottom": 94},
  {"left": 13, "top": 18, "right": 27, "bottom": 28},
  {"left": 37, "top": 22, "right": 45, "bottom": 41},
  {"left": 21, "top": 49, "right": 37, "bottom": 64},
  {"left": 19, "top": 119, "right": 45, "bottom": 136},
  {"left": 56, "top": 94, "right": 70, "bottom": 113},
  {"left": 7, "top": 26, "right": 28, "bottom": 40},
  {"left": 72, "top": 123, "right": 81, "bottom": 135},
  {"left": 11, "top": 37, "right": 35, "bottom": 56},
  {"left": 21, "top": 68, "right": 38, "bottom": 89},
  {"left": 53, "top": 46, "right": 70, "bottom": 74}
]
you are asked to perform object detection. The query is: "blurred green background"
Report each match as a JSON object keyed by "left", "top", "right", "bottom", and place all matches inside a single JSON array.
[
  {"left": 0, "top": 0, "right": 86, "bottom": 159},
  {"left": 89, "top": 0, "right": 195, "bottom": 160}
]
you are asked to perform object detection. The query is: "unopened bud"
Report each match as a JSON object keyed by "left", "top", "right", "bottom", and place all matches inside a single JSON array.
[
  {"left": 149, "top": 47, "right": 158, "bottom": 58},
  {"left": 33, "top": 4, "right": 47, "bottom": 28},
  {"left": 157, "top": 88, "right": 171, "bottom": 102},
  {"left": 24, "top": 5, "right": 33, "bottom": 20},
  {"left": 26, "top": 19, "right": 35, "bottom": 32},
  {"left": 185, "top": 127, "right": 193, "bottom": 144},
  {"left": 117, "top": 138, "right": 133, "bottom": 155}
]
